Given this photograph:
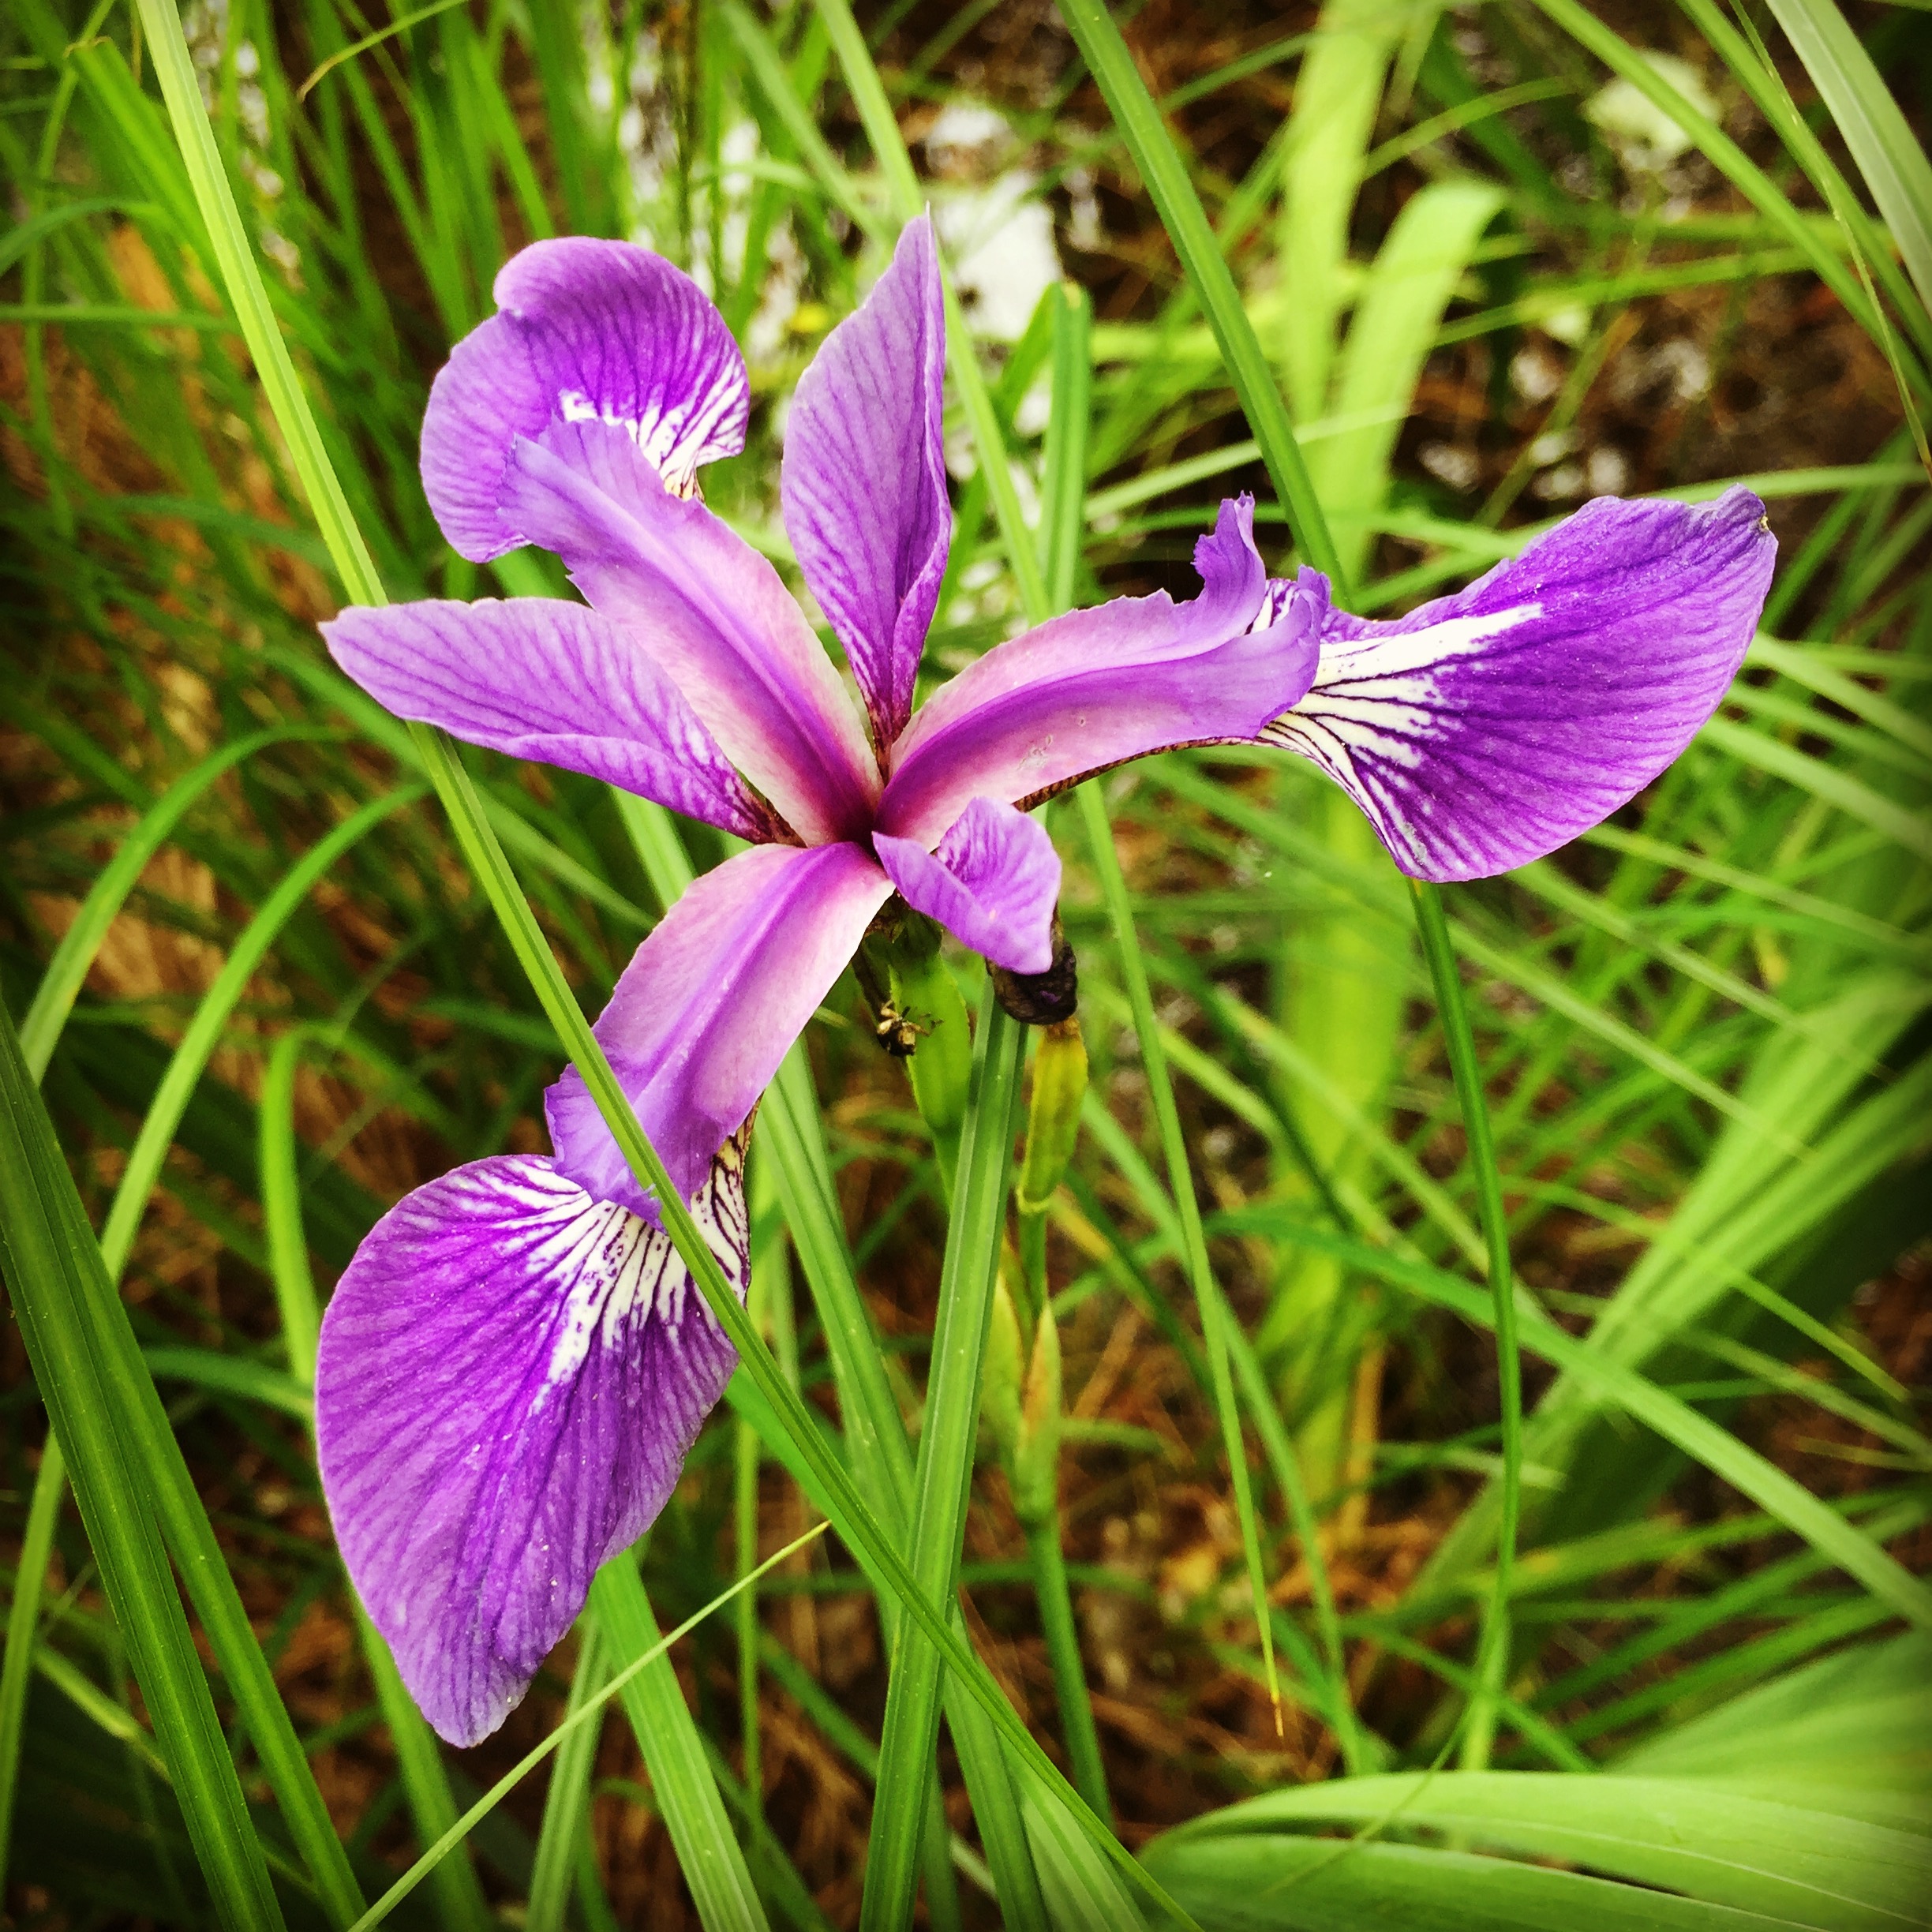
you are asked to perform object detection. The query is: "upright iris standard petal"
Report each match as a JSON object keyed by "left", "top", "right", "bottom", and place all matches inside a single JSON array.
[
  {"left": 323, "top": 599, "right": 778, "bottom": 841},
  {"left": 422, "top": 239, "right": 749, "bottom": 562},
  {"left": 1262, "top": 488, "right": 1777, "bottom": 882},
  {"left": 781, "top": 215, "right": 950, "bottom": 754},
  {"left": 503, "top": 420, "right": 880, "bottom": 845},
  {"left": 878, "top": 498, "right": 1319, "bottom": 844},
  {"left": 546, "top": 842, "right": 893, "bottom": 1215},
  {"left": 315, "top": 1136, "right": 750, "bottom": 1747},
  {"left": 874, "top": 796, "right": 1061, "bottom": 975}
]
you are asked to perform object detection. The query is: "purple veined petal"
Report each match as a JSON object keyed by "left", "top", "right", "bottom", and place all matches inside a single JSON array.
[
  {"left": 877, "top": 497, "right": 1318, "bottom": 844},
  {"left": 781, "top": 215, "right": 950, "bottom": 754},
  {"left": 1262, "top": 487, "right": 1777, "bottom": 882},
  {"left": 874, "top": 796, "right": 1060, "bottom": 975},
  {"left": 323, "top": 598, "right": 781, "bottom": 842},
  {"left": 315, "top": 1134, "right": 749, "bottom": 1747},
  {"left": 422, "top": 239, "right": 748, "bottom": 563},
  {"left": 501, "top": 419, "right": 881, "bottom": 846},
  {"left": 546, "top": 841, "right": 893, "bottom": 1215}
]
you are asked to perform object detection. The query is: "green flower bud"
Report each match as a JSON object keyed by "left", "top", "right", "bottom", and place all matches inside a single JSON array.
[
  {"left": 1016, "top": 1016, "right": 1088, "bottom": 1217},
  {"left": 1010, "top": 1304, "right": 1063, "bottom": 1527},
  {"left": 981, "top": 1269, "right": 1024, "bottom": 1470}
]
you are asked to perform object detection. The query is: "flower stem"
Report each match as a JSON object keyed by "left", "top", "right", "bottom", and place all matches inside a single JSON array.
[
  {"left": 1410, "top": 878, "right": 1520, "bottom": 1772},
  {"left": 1019, "top": 1506, "right": 1111, "bottom": 1825},
  {"left": 862, "top": 994, "right": 1027, "bottom": 1932}
]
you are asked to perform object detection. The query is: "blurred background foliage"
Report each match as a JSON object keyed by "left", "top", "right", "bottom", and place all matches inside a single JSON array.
[{"left": 1, "top": 0, "right": 1928, "bottom": 1926}]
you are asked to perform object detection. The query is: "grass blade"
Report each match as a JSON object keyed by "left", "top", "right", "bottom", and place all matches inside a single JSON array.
[
  {"left": 1762, "top": 0, "right": 1932, "bottom": 324},
  {"left": 347, "top": 1526, "right": 830, "bottom": 1932},
  {"left": 1412, "top": 882, "right": 1522, "bottom": 1773},
  {"left": 863, "top": 997, "right": 1032, "bottom": 1931},
  {"left": 358, "top": 1610, "right": 495, "bottom": 1932},
  {"left": 16, "top": 724, "right": 343, "bottom": 1084},
  {"left": 592, "top": 1556, "right": 772, "bottom": 1932},
  {"left": 1053, "top": 0, "right": 1346, "bottom": 590},
  {"left": 0, "top": 1431, "right": 66, "bottom": 1900},
  {"left": 526, "top": 1625, "right": 606, "bottom": 1932},
  {"left": 0, "top": 1003, "right": 284, "bottom": 1930},
  {"left": 1075, "top": 781, "right": 1285, "bottom": 1724},
  {"left": 96, "top": 786, "right": 421, "bottom": 1282}
]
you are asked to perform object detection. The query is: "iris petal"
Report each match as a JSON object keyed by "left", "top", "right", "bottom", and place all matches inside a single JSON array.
[
  {"left": 878, "top": 497, "right": 1318, "bottom": 844},
  {"left": 874, "top": 796, "right": 1061, "bottom": 975},
  {"left": 546, "top": 842, "right": 893, "bottom": 1215},
  {"left": 421, "top": 238, "right": 747, "bottom": 564},
  {"left": 782, "top": 215, "right": 950, "bottom": 754},
  {"left": 323, "top": 597, "right": 777, "bottom": 841},
  {"left": 315, "top": 1136, "right": 749, "bottom": 1747},
  {"left": 1264, "top": 488, "right": 1777, "bottom": 881},
  {"left": 502, "top": 419, "right": 880, "bottom": 846}
]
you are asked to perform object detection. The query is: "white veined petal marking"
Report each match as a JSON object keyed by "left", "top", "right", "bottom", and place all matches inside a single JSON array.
[
  {"left": 1312, "top": 601, "right": 1541, "bottom": 686},
  {"left": 557, "top": 387, "right": 730, "bottom": 500},
  {"left": 536, "top": 1133, "right": 749, "bottom": 1398},
  {"left": 1264, "top": 604, "right": 1541, "bottom": 874}
]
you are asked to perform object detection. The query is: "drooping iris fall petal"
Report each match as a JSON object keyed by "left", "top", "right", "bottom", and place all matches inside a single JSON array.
[
  {"left": 545, "top": 842, "right": 894, "bottom": 1216},
  {"left": 322, "top": 598, "right": 777, "bottom": 842},
  {"left": 781, "top": 216, "right": 950, "bottom": 754},
  {"left": 315, "top": 1133, "right": 749, "bottom": 1747},
  {"left": 1263, "top": 487, "right": 1777, "bottom": 881}
]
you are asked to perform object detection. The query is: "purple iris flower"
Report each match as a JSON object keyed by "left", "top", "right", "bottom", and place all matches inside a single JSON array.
[{"left": 313, "top": 215, "right": 1773, "bottom": 1744}]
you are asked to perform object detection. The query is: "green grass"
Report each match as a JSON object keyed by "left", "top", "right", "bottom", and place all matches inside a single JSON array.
[{"left": 2, "top": 1, "right": 1928, "bottom": 1928}]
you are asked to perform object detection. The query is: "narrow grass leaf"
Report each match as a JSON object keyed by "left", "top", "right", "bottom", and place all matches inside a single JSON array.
[
  {"left": 1054, "top": 0, "right": 1346, "bottom": 588},
  {"left": 1762, "top": 0, "right": 1932, "bottom": 323},
  {"left": 0, "top": 1005, "right": 284, "bottom": 1930},
  {"left": 592, "top": 1559, "right": 771, "bottom": 1932}
]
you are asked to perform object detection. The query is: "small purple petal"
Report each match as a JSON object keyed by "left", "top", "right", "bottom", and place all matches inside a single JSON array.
[
  {"left": 1264, "top": 488, "right": 1777, "bottom": 881},
  {"left": 547, "top": 841, "right": 893, "bottom": 1215},
  {"left": 422, "top": 239, "right": 748, "bottom": 563},
  {"left": 323, "top": 598, "right": 777, "bottom": 841},
  {"left": 878, "top": 498, "right": 1318, "bottom": 844},
  {"left": 782, "top": 215, "right": 950, "bottom": 752},
  {"left": 315, "top": 1136, "right": 749, "bottom": 1747},
  {"left": 874, "top": 797, "right": 1060, "bottom": 974},
  {"left": 501, "top": 419, "right": 881, "bottom": 845}
]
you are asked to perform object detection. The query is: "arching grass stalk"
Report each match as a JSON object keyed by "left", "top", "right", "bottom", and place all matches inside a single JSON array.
[{"left": 1407, "top": 880, "right": 1520, "bottom": 1770}]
